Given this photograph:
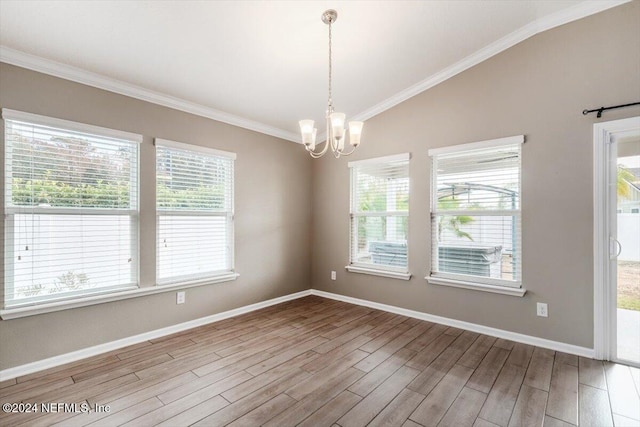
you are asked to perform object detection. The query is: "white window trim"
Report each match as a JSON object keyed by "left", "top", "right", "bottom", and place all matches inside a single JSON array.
[
  {"left": 426, "top": 275, "right": 526, "bottom": 297},
  {"left": 346, "top": 265, "right": 412, "bottom": 281},
  {"left": 3, "top": 110, "right": 142, "bottom": 309},
  {"left": 348, "top": 153, "right": 411, "bottom": 278},
  {"left": 429, "top": 271, "right": 522, "bottom": 289},
  {"left": 428, "top": 135, "right": 524, "bottom": 156},
  {"left": 154, "top": 138, "right": 236, "bottom": 159},
  {"left": 2, "top": 109, "right": 143, "bottom": 143},
  {"left": 428, "top": 136, "right": 525, "bottom": 292},
  {"left": 347, "top": 152, "right": 411, "bottom": 167},
  {"left": 1, "top": 113, "right": 242, "bottom": 317},
  {"left": 0, "top": 273, "right": 239, "bottom": 320},
  {"left": 155, "top": 139, "right": 236, "bottom": 286}
]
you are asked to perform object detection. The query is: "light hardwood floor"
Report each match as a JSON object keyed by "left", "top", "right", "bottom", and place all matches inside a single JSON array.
[{"left": 1, "top": 296, "right": 639, "bottom": 426}]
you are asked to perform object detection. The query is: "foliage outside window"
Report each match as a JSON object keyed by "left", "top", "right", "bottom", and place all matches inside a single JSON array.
[
  {"left": 156, "top": 139, "right": 235, "bottom": 285},
  {"left": 3, "top": 109, "right": 140, "bottom": 307},
  {"left": 348, "top": 154, "right": 410, "bottom": 277},
  {"left": 429, "top": 136, "right": 523, "bottom": 288}
]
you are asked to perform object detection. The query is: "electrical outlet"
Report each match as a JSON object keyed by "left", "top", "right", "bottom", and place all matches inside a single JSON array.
[
  {"left": 536, "top": 302, "right": 548, "bottom": 317},
  {"left": 176, "top": 291, "right": 186, "bottom": 305},
  {"left": 331, "top": 271, "right": 337, "bottom": 280}
]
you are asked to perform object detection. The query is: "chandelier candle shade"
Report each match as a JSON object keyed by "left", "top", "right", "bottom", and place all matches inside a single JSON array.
[{"left": 299, "top": 9, "right": 363, "bottom": 158}]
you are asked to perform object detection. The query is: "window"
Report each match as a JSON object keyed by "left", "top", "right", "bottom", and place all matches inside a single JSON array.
[
  {"left": 156, "top": 139, "right": 235, "bottom": 285},
  {"left": 347, "top": 154, "right": 410, "bottom": 279},
  {"left": 3, "top": 109, "right": 140, "bottom": 307},
  {"left": 428, "top": 136, "right": 523, "bottom": 293}
]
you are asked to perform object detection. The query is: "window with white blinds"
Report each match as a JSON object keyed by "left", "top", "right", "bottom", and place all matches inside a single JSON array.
[
  {"left": 155, "top": 139, "right": 235, "bottom": 285},
  {"left": 3, "top": 109, "right": 141, "bottom": 308},
  {"left": 429, "top": 136, "right": 523, "bottom": 288},
  {"left": 348, "top": 154, "right": 410, "bottom": 276}
]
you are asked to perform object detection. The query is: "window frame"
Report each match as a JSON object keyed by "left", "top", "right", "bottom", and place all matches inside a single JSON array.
[
  {"left": 346, "top": 153, "right": 411, "bottom": 280},
  {"left": 154, "top": 138, "right": 236, "bottom": 286},
  {"left": 0, "top": 111, "right": 239, "bottom": 320},
  {"left": 427, "top": 135, "right": 526, "bottom": 297},
  {"left": 2, "top": 109, "right": 142, "bottom": 309}
]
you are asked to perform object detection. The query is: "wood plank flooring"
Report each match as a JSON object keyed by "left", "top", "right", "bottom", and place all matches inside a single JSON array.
[{"left": 1, "top": 296, "right": 639, "bottom": 427}]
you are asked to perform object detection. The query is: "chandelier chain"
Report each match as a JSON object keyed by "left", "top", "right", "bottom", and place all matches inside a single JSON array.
[{"left": 328, "top": 19, "right": 332, "bottom": 109}]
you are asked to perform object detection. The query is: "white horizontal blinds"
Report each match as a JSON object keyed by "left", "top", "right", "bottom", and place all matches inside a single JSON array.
[
  {"left": 156, "top": 140, "right": 234, "bottom": 285},
  {"left": 350, "top": 154, "right": 410, "bottom": 272},
  {"left": 3, "top": 113, "right": 139, "bottom": 307},
  {"left": 431, "top": 140, "right": 522, "bottom": 287}
]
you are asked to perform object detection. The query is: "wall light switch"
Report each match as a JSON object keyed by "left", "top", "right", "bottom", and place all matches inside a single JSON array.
[
  {"left": 177, "top": 291, "right": 186, "bottom": 304},
  {"left": 331, "top": 271, "right": 337, "bottom": 280}
]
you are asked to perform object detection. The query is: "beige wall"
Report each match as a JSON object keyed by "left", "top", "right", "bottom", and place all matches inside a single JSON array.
[
  {"left": 311, "top": 2, "right": 640, "bottom": 349},
  {"left": 1, "top": 2, "right": 639, "bottom": 371},
  {"left": 0, "top": 63, "right": 312, "bottom": 370}
]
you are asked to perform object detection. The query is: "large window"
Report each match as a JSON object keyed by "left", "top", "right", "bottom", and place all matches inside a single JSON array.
[
  {"left": 429, "top": 136, "right": 523, "bottom": 291},
  {"left": 347, "top": 154, "right": 410, "bottom": 279},
  {"left": 3, "top": 109, "right": 140, "bottom": 307},
  {"left": 155, "top": 139, "right": 235, "bottom": 285}
]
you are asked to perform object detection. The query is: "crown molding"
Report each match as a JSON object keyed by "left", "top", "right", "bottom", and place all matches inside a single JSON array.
[
  {"left": 0, "top": 46, "right": 300, "bottom": 143},
  {"left": 351, "top": 0, "right": 631, "bottom": 123},
  {"left": 0, "top": 0, "right": 629, "bottom": 145}
]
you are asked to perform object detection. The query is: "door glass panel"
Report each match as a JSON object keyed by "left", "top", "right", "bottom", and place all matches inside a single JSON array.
[{"left": 616, "top": 136, "right": 640, "bottom": 365}]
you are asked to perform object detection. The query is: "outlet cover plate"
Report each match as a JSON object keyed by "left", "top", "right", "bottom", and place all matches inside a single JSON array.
[
  {"left": 177, "top": 291, "right": 186, "bottom": 304},
  {"left": 536, "top": 302, "right": 548, "bottom": 317}
]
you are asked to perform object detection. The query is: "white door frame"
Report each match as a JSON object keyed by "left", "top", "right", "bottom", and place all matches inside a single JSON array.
[{"left": 593, "top": 116, "right": 640, "bottom": 361}]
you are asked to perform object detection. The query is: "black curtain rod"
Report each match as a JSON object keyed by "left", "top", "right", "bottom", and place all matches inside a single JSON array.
[{"left": 582, "top": 102, "right": 640, "bottom": 118}]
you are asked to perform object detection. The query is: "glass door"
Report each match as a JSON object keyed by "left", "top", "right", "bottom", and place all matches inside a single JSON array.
[{"left": 614, "top": 134, "right": 640, "bottom": 365}]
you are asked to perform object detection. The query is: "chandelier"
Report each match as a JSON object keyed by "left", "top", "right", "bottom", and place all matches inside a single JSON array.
[{"left": 299, "top": 9, "right": 363, "bottom": 158}]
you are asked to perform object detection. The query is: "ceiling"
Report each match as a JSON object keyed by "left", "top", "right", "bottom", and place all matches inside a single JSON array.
[{"left": 0, "top": 1, "right": 628, "bottom": 142}]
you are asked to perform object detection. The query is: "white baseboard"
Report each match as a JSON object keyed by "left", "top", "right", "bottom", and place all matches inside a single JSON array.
[
  {"left": 310, "top": 289, "right": 594, "bottom": 358},
  {"left": 0, "top": 290, "right": 312, "bottom": 381},
  {"left": 1, "top": 287, "right": 595, "bottom": 381}
]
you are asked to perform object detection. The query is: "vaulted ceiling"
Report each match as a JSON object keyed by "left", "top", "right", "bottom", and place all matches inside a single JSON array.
[{"left": 0, "top": 1, "right": 628, "bottom": 142}]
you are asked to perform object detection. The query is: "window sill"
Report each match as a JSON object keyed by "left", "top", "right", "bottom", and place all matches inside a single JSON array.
[
  {"left": 0, "top": 273, "right": 239, "bottom": 320},
  {"left": 426, "top": 276, "right": 526, "bottom": 297},
  {"left": 346, "top": 265, "right": 411, "bottom": 281}
]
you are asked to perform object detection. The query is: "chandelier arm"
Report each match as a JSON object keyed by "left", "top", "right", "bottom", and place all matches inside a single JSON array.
[
  {"left": 307, "top": 147, "right": 327, "bottom": 159},
  {"left": 306, "top": 138, "right": 331, "bottom": 158},
  {"left": 319, "top": 139, "right": 331, "bottom": 156},
  {"left": 336, "top": 145, "right": 358, "bottom": 157}
]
